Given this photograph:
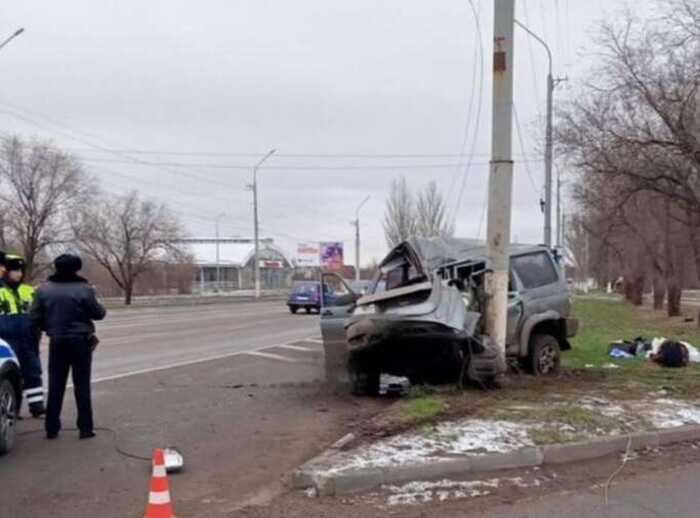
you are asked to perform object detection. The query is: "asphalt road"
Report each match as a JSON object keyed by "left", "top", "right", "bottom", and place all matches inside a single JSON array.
[
  {"left": 0, "top": 300, "right": 388, "bottom": 517},
  {"left": 60, "top": 300, "right": 320, "bottom": 381}
]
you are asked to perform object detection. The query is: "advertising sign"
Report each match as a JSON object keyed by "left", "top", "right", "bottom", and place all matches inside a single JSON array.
[
  {"left": 296, "top": 242, "right": 320, "bottom": 267},
  {"left": 319, "top": 242, "right": 344, "bottom": 271}
]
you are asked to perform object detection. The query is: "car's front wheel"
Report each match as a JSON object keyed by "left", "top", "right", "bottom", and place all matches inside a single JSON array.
[
  {"left": 529, "top": 334, "right": 561, "bottom": 376},
  {"left": 0, "top": 378, "right": 17, "bottom": 454},
  {"left": 289, "top": 305, "right": 298, "bottom": 314}
]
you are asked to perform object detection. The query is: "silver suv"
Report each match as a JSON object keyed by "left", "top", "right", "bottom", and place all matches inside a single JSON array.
[{"left": 320, "top": 238, "right": 579, "bottom": 395}]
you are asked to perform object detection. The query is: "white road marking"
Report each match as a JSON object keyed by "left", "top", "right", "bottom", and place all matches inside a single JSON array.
[
  {"left": 273, "top": 344, "right": 315, "bottom": 352},
  {"left": 305, "top": 338, "right": 324, "bottom": 344},
  {"left": 89, "top": 343, "right": 289, "bottom": 384},
  {"left": 242, "top": 351, "right": 299, "bottom": 363}
]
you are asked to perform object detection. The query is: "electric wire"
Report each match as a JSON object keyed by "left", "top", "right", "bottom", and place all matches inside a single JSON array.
[
  {"left": 522, "top": 0, "right": 544, "bottom": 120},
  {"left": 450, "top": 0, "right": 484, "bottom": 225},
  {"left": 446, "top": 0, "right": 481, "bottom": 210},
  {"left": 17, "top": 426, "right": 152, "bottom": 462},
  {"left": 513, "top": 103, "right": 542, "bottom": 197}
]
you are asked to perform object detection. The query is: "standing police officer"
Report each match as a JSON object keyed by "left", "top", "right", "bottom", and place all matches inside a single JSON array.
[
  {"left": 0, "top": 254, "right": 45, "bottom": 417},
  {"left": 30, "top": 254, "right": 105, "bottom": 439}
]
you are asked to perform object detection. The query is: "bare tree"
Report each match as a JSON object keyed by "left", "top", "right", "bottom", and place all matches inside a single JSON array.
[
  {"left": 416, "top": 180, "right": 455, "bottom": 239},
  {"left": 0, "top": 137, "right": 96, "bottom": 279},
  {"left": 557, "top": 2, "right": 700, "bottom": 321},
  {"left": 383, "top": 176, "right": 417, "bottom": 248},
  {"left": 74, "top": 191, "right": 185, "bottom": 305}
]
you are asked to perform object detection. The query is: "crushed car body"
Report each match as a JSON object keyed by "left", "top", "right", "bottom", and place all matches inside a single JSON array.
[{"left": 319, "top": 237, "right": 578, "bottom": 395}]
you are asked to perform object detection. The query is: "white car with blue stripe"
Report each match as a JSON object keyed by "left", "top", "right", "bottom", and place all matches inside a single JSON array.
[{"left": 0, "top": 338, "right": 21, "bottom": 454}]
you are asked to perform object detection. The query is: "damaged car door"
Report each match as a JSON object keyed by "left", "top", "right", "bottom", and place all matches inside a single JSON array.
[{"left": 319, "top": 273, "right": 358, "bottom": 387}]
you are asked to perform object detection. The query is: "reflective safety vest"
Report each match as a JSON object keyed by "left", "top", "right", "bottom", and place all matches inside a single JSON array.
[{"left": 0, "top": 284, "right": 36, "bottom": 315}]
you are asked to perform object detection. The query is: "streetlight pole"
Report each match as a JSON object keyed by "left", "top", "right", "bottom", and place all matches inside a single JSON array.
[
  {"left": 252, "top": 148, "right": 276, "bottom": 299},
  {"left": 514, "top": 20, "right": 566, "bottom": 248},
  {"left": 556, "top": 167, "right": 562, "bottom": 247},
  {"left": 485, "top": 0, "right": 516, "bottom": 374},
  {"left": 215, "top": 213, "right": 225, "bottom": 292},
  {"left": 352, "top": 196, "right": 370, "bottom": 281},
  {"left": 0, "top": 28, "right": 24, "bottom": 53}
]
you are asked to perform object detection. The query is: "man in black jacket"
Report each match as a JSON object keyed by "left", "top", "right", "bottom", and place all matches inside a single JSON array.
[{"left": 30, "top": 254, "right": 106, "bottom": 440}]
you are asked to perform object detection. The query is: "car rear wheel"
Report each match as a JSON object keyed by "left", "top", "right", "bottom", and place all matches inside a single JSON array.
[
  {"left": 529, "top": 334, "right": 561, "bottom": 376},
  {"left": 289, "top": 306, "right": 298, "bottom": 314},
  {"left": 0, "top": 379, "right": 17, "bottom": 454},
  {"left": 305, "top": 307, "right": 311, "bottom": 314}
]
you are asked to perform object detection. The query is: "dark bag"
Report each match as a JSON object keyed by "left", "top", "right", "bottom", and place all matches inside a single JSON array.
[{"left": 87, "top": 334, "right": 100, "bottom": 352}]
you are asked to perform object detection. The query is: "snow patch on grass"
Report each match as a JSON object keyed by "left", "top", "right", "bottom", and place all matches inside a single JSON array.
[
  {"left": 645, "top": 399, "right": 700, "bottom": 428},
  {"left": 328, "top": 420, "right": 534, "bottom": 473}
]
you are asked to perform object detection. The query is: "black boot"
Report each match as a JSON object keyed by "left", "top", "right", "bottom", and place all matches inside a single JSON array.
[{"left": 30, "top": 402, "right": 46, "bottom": 418}]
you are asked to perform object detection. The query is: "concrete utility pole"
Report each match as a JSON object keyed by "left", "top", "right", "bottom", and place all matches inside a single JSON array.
[
  {"left": 0, "top": 28, "right": 24, "bottom": 53},
  {"left": 352, "top": 196, "right": 370, "bottom": 281},
  {"left": 485, "top": 0, "right": 516, "bottom": 372},
  {"left": 514, "top": 20, "right": 566, "bottom": 247},
  {"left": 251, "top": 149, "right": 276, "bottom": 299}
]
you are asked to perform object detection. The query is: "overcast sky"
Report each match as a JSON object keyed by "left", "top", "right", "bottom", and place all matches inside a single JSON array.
[{"left": 1, "top": 0, "right": 634, "bottom": 265}]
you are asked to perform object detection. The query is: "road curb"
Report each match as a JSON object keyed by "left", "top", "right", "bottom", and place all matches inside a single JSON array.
[{"left": 293, "top": 425, "right": 700, "bottom": 496}]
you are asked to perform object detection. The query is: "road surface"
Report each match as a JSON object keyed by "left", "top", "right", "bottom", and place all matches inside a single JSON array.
[
  {"left": 52, "top": 300, "right": 319, "bottom": 381},
  {"left": 4, "top": 299, "right": 699, "bottom": 517},
  {"left": 1, "top": 300, "right": 389, "bottom": 517}
]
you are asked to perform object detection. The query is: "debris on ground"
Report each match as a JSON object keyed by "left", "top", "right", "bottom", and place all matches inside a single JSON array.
[
  {"left": 609, "top": 336, "right": 700, "bottom": 366},
  {"left": 379, "top": 374, "right": 410, "bottom": 396}
]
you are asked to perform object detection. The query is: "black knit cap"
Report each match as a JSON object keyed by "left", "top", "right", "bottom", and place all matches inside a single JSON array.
[
  {"left": 54, "top": 253, "right": 82, "bottom": 273},
  {"left": 5, "top": 256, "right": 25, "bottom": 271}
]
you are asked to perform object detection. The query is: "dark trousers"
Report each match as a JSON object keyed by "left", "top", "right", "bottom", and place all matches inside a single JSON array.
[{"left": 45, "top": 335, "right": 93, "bottom": 435}]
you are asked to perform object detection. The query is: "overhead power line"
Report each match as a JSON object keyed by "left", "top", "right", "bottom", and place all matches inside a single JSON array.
[
  {"left": 513, "top": 103, "right": 543, "bottom": 198},
  {"left": 68, "top": 148, "right": 537, "bottom": 159},
  {"left": 450, "top": 0, "right": 485, "bottom": 224},
  {"left": 79, "top": 156, "right": 541, "bottom": 171}
]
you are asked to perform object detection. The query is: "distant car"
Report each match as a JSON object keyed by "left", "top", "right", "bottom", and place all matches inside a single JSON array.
[
  {"left": 287, "top": 281, "right": 322, "bottom": 314},
  {"left": 0, "top": 338, "right": 21, "bottom": 454}
]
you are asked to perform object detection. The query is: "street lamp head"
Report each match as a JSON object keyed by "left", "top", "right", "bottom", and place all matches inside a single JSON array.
[{"left": 14, "top": 28, "right": 25, "bottom": 37}]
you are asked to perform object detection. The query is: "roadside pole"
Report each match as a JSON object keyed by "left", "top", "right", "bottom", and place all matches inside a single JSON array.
[
  {"left": 556, "top": 167, "right": 561, "bottom": 247},
  {"left": 251, "top": 149, "right": 276, "bottom": 299},
  {"left": 354, "top": 220, "right": 360, "bottom": 281},
  {"left": 353, "top": 196, "right": 370, "bottom": 281},
  {"left": 514, "top": 20, "right": 566, "bottom": 247},
  {"left": 545, "top": 71, "right": 554, "bottom": 246},
  {"left": 484, "top": 0, "right": 516, "bottom": 372},
  {"left": 215, "top": 213, "right": 223, "bottom": 292}
]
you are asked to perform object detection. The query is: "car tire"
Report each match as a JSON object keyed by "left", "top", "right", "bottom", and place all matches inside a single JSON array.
[
  {"left": 0, "top": 378, "right": 18, "bottom": 455},
  {"left": 348, "top": 354, "right": 380, "bottom": 396},
  {"left": 305, "top": 307, "right": 311, "bottom": 314},
  {"left": 529, "top": 334, "right": 561, "bottom": 376},
  {"left": 289, "top": 306, "right": 298, "bottom": 314}
]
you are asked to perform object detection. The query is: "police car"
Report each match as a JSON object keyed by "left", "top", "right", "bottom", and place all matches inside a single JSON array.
[{"left": 0, "top": 338, "right": 21, "bottom": 454}]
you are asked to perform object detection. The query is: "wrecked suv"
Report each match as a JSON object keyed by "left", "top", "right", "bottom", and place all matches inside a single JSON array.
[{"left": 320, "top": 238, "right": 578, "bottom": 395}]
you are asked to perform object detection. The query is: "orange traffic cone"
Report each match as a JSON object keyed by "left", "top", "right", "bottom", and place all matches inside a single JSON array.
[{"left": 145, "top": 449, "right": 175, "bottom": 518}]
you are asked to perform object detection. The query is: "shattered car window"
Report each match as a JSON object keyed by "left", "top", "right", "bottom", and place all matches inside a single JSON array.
[{"left": 511, "top": 252, "right": 558, "bottom": 289}]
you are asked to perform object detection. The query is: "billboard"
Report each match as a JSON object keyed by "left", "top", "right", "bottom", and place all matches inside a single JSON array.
[
  {"left": 320, "top": 242, "right": 344, "bottom": 271},
  {"left": 296, "top": 242, "right": 320, "bottom": 267}
]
